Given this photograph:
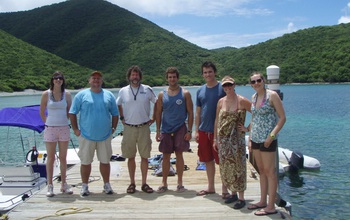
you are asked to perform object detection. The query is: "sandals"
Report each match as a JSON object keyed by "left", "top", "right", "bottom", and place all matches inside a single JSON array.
[
  {"left": 176, "top": 185, "right": 186, "bottom": 193},
  {"left": 141, "top": 183, "right": 154, "bottom": 193},
  {"left": 222, "top": 192, "right": 230, "bottom": 199},
  {"left": 156, "top": 186, "right": 168, "bottom": 193},
  {"left": 126, "top": 183, "right": 136, "bottom": 194}
]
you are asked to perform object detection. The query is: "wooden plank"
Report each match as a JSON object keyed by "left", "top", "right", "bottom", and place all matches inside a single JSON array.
[{"left": 7, "top": 134, "right": 291, "bottom": 219}]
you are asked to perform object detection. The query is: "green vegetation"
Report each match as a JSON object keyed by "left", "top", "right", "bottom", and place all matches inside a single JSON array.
[
  {"left": 0, "top": 30, "right": 93, "bottom": 92},
  {"left": 0, "top": 0, "right": 349, "bottom": 92}
]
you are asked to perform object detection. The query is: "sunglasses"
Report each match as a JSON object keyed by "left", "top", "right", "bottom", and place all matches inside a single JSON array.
[
  {"left": 222, "top": 83, "right": 234, "bottom": 87},
  {"left": 53, "top": 76, "right": 63, "bottom": 80},
  {"left": 250, "top": 79, "right": 262, "bottom": 84}
]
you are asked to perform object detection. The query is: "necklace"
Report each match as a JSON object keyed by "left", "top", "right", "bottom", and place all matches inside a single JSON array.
[
  {"left": 51, "top": 90, "right": 63, "bottom": 102},
  {"left": 130, "top": 85, "right": 140, "bottom": 101},
  {"left": 255, "top": 90, "right": 266, "bottom": 108}
]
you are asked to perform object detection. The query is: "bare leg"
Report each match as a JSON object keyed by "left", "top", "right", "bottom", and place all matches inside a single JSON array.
[
  {"left": 128, "top": 157, "right": 136, "bottom": 184},
  {"left": 161, "top": 153, "right": 171, "bottom": 187},
  {"left": 100, "top": 162, "right": 111, "bottom": 183},
  {"left": 174, "top": 152, "right": 184, "bottom": 186},
  {"left": 140, "top": 157, "right": 149, "bottom": 185},
  {"left": 206, "top": 160, "right": 216, "bottom": 192},
  {"left": 81, "top": 164, "right": 91, "bottom": 184},
  {"left": 57, "top": 141, "right": 69, "bottom": 185},
  {"left": 45, "top": 142, "right": 57, "bottom": 185},
  {"left": 261, "top": 151, "right": 277, "bottom": 212},
  {"left": 252, "top": 149, "right": 268, "bottom": 207}
]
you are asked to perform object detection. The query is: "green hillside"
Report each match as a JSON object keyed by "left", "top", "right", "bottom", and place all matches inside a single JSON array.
[
  {"left": 0, "top": 0, "right": 213, "bottom": 88},
  {"left": 0, "top": 29, "right": 93, "bottom": 92},
  {"left": 214, "top": 24, "right": 350, "bottom": 83},
  {"left": 0, "top": 0, "right": 349, "bottom": 92}
]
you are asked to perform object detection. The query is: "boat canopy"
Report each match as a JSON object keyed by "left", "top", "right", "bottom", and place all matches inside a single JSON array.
[{"left": 0, "top": 105, "right": 45, "bottom": 133}]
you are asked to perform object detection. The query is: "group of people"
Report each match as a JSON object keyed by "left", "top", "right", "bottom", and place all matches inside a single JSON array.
[{"left": 39, "top": 61, "right": 286, "bottom": 216}]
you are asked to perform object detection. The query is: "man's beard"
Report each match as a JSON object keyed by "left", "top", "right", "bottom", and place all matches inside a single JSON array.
[{"left": 130, "top": 79, "right": 140, "bottom": 85}]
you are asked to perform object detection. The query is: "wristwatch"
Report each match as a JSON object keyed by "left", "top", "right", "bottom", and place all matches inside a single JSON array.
[
  {"left": 270, "top": 133, "right": 276, "bottom": 140},
  {"left": 119, "top": 116, "right": 124, "bottom": 120}
]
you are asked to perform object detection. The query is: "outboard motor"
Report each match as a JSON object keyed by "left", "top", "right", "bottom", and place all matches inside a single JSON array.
[{"left": 290, "top": 151, "right": 304, "bottom": 170}]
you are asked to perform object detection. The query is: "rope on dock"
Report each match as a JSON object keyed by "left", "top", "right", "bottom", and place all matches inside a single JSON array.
[{"left": 33, "top": 207, "right": 93, "bottom": 220}]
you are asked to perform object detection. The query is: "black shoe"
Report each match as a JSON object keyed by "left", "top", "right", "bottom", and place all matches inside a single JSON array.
[
  {"left": 233, "top": 200, "right": 246, "bottom": 209},
  {"left": 224, "top": 194, "right": 238, "bottom": 204}
]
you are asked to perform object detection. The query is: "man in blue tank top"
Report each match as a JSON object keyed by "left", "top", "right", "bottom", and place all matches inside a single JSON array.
[{"left": 155, "top": 67, "right": 194, "bottom": 193}]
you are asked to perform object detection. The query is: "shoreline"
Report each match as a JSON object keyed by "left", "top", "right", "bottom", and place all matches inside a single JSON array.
[{"left": 0, "top": 83, "right": 348, "bottom": 97}]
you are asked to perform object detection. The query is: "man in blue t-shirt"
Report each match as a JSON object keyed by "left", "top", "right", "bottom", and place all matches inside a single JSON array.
[
  {"left": 69, "top": 71, "right": 119, "bottom": 196},
  {"left": 195, "top": 61, "right": 225, "bottom": 196}
]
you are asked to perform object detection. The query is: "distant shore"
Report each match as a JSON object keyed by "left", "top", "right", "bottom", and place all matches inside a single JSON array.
[{"left": 1, "top": 83, "right": 348, "bottom": 97}]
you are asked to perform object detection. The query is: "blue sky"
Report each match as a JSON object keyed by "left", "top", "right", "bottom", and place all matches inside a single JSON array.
[{"left": 1, "top": 0, "right": 350, "bottom": 49}]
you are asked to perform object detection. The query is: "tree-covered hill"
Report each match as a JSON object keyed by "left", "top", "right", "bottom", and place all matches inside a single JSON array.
[
  {"left": 0, "top": 0, "right": 214, "bottom": 88},
  {"left": 0, "top": 0, "right": 349, "bottom": 92},
  {"left": 0, "top": 29, "right": 93, "bottom": 92},
  {"left": 214, "top": 23, "right": 350, "bottom": 83}
]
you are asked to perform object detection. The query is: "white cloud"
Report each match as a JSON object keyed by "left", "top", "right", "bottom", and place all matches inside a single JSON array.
[
  {"left": 338, "top": 2, "right": 350, "bottom": 24},
  {"left": 169, "top": 22, "right": 299, "bottom": 49},
  {"left": 338, "top": 16, "right": 350, "bottom": 24},
  {"left": 111, "top": 0, "right": 272, "bottom": 17}
]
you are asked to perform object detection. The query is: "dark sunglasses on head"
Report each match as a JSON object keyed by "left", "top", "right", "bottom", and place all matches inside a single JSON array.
[
  {"left": 250, "top": 78, "right": 262, "bottom": 84},
  {"left": 222, "top": 83, "right": 234, "bottom": 87},
  {"left": 53, "top": 76, "right": 63, "bottom": 80}
]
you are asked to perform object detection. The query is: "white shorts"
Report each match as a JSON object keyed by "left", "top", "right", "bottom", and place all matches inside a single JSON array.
[{"left": 43, "top": 125, "right": 70, "bottom": 142}]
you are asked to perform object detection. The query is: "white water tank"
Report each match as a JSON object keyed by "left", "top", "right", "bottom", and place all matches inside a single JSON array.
[{"left": 266, "top": 65, "right": 280, "bottom": 91}]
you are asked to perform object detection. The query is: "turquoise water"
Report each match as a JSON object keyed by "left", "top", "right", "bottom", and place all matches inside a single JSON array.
[{"left": 1, "top": 84, "right": 350, "bottom": 219}]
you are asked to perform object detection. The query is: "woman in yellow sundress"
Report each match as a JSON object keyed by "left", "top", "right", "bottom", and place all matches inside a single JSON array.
[{"left": 213, "top": 76, "right": 251, "bottom": 209}]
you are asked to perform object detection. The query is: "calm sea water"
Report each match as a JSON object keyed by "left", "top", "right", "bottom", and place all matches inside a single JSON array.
[{"left": 1, "top": 84, "right": 349, "bottom": 219}]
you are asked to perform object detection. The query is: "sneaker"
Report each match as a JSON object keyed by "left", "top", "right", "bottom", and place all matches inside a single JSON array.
[
  {"left": 224, "top": 193, "right": 238, "bottom": 204},
  {"left": 103, "top": 182, "right": 114, "bottom": 194},
  {"left": 46, "top": 184, "right": 54, "bottom": 197},
  {"left": 61, "top": 183, "right": 73, "bottom": 194},
  {"left": 80, "top": 183, "right": 90, "bottom": 196}
]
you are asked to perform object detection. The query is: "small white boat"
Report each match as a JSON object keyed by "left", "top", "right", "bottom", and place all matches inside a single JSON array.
[
  {"left": 279, "top": 147, "right": 321, "bottom": 171},
  {"left": 0, "top": 166, "right": 46, "bottom": 214},
  {"left": 0, "top": 105, "right": 80, "bottom": 214}
]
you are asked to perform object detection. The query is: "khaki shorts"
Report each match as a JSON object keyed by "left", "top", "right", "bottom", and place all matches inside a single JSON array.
[
  {"left": 78, "top": 135, "right": 112, "bottom": 165},
  {"left": 121, "top": 124, "right": 152, "bottom": 159}
]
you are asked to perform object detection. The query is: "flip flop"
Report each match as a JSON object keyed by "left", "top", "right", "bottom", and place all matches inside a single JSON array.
[
  {"left": 254, "top": 209, "right": 278, "bottom": 216},
  {"left": 196, "top": 190, "right": 215, "bottom": 196},
  {"left": 247, "top": 204, "right": 267, "bottom": 210}
]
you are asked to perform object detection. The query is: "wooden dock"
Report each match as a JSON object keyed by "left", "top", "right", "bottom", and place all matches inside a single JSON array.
[{"left": 7, "top": 134, "right": 291, "bottom": 219}]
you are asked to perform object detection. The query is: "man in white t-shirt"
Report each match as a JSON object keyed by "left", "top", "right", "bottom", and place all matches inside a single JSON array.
[{"left": 116, "top": 65, "right": 157, "bottom": 194}]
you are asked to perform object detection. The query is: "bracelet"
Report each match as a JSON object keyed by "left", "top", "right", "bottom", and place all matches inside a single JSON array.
[{"left": 187, "top": 130, "right": 192, "bottom": 133}]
